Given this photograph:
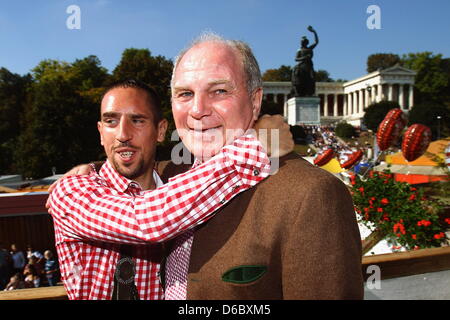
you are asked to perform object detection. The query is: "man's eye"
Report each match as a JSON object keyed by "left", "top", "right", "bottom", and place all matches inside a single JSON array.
[
  {"left": 215, "top": 89, "right": 227, "bottom": 94},
  {"left": 178, "top": 91, "right": 193, "bottom": 98},
  {"left": 104, "top": 119, "right": 117, "bottom": 125},
  {"left": 133, "top": 119, "right": 145, "bottom": 124}
]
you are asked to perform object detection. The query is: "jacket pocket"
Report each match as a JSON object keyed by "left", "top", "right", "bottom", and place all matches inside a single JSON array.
[{"left": 221, "top": 265, "right": 267, "bottom": 284}]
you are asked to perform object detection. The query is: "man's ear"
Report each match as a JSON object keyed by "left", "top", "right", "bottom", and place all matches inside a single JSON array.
[
  {"left": 97, "top": 121, "right": 104, "bottom": 146},
  {"left": 251, "top": 87, "right": 263, "bottom": 121},
  {"left": 157, "top": 119, "right": 169, "bottom": 143}
]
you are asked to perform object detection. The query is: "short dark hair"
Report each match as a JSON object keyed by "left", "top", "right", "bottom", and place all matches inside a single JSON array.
[{"left": 101, "top": 79, "right": 163, "bottom": 125}]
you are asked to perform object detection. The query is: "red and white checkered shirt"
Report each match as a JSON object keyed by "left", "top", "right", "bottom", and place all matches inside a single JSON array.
[{"left": 47, "top": 135, "right": 270, "bottom": 300}]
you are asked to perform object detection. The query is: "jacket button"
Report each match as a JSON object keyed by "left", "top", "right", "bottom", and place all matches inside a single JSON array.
[{"left": 253, "top": 169, "right": 260, "bottom": 176}]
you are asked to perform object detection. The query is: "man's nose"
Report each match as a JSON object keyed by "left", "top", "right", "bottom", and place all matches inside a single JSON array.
[
  {"left": 189, "top": 93, "right": 211, "bottom": 119},
  {"left": 116, "top": 118, "right": 133, "bottom": 142}
]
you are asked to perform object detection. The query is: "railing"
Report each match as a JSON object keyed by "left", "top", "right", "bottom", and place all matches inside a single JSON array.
[
  {"left": 0, "top": 285, "right": 67, "bottom": 300},
  {"left": 361, "top": 245, "right": 450, "bottom": 281},
  {"left": 1, "top": 246, "right": 449, "bottom": 300}
]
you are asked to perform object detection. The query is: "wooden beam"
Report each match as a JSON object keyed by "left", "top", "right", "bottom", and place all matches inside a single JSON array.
[
  {"left": 0, "top": 285, "right": 67, "bottom": 300},
  {"left": 362, "top": 246, "right": 450, "bottom": 280},
  {"left": 0, "top": 185, "right": 18, "bottom": 193}
]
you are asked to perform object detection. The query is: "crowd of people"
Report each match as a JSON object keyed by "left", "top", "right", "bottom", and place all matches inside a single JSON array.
[
  {"left": 0, "top": 242, "right": 59, "bottom": 291},
  {"left": 302, "top": 124, "right": 372, "bottom": 164}
]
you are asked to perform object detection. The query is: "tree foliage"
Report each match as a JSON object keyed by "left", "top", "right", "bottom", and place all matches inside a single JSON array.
[
  {"left": 407, "top": 102, "right": 449, "bottom": 140},
  {"left": 314, "top": 69, "right": 332, "bottom": 82},
  {"left": 0, "top": 68, "right": 31, "bottom": 174},
  {"left": 111, "top": 48, "right": 175, "bottom": 142},
  {"left": 262, "top": 65, "right": 335, "bottom": 82},
  {"left": 401, "top": 52, "right": 450, "bottom": 105},
  {"left": 261, "top": 65, "right": 292, "bottom": 81},
  {"left": 362, "top": 100, "right": 401, "bottom": 132},
  {"left": 14, "top": 56, "right": 109, "bottom": 178},
  {"left": 367, "top": 53, "right": 400, "bottom": 73},
  {"left": 335, "top": 122, "right": 356, "bottom": 139}
]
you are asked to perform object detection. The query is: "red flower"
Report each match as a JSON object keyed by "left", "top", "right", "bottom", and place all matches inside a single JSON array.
[
  {"left": 445, "top": 218, "right": 450, "bottom": 225},
  {"left": 417, "top": 220, "right": 431, "bottom": 227},
  {"left": 411, "top": 234, "right": 417, "bottom": 240},
  {"left": 433, "top": 233, "right": 445, "bottom": 240},
  {"left": 413, "top": 246, "right": 420, "bottom": 251},
  {"left": 377, "top": 207, "right": 383, "bottom": 213},
  {"left": 409, "top": 194, "right": 416, "bottom": 201},
  {"left": 382, "top": 213, "right": 390, "bottom": 221},
  {"left": 358, "top": 187, "right": 364, "bottom": 193},
  {"left": 410, "top": 187, "right": 417, "bottom": 192},
  {"left": 380, "top": 198, "right": 389, "bottom": 205},
  {"left": 393, "top": 222, "right": 406, "bottom": 235}
]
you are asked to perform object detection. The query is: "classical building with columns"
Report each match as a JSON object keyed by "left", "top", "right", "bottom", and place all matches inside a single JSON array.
[{"left": 263, "top": 65, "right": 416, "bottom": 127}]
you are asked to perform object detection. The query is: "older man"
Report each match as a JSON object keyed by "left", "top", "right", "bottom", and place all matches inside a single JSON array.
[{"left": 158, "top": 33, "right": 363, "bottom": 300}]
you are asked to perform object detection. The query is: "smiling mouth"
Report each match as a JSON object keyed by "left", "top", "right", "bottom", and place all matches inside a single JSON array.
[
  {"left": 189, "top": 126, "right": 222, "bottom": 133},
  {"left": 119, "top": 151, "right": 135, "bottom": 159}
]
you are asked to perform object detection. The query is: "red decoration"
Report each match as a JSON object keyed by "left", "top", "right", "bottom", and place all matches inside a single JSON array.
[
  {"left": 340, "top": 150, "right": 363, "bottom": 169},
  {"left": 376, "top": 108, "right": 407, "bottom": 151},
  {"left": 314, "top": 148, "right": 334, "bottom": 167},
  {"left": 402, "top": 124, "right": 432, "bottom": 162}
]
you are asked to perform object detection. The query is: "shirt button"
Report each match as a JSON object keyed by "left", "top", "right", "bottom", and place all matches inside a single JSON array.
[
  {"left": 183, "top": 242, "right": 189, "bottom": 249},
  {"left": 175, "top": 280, "right": 180, "bottom": 288},
  {"left": 220, "top": 198, "right": 226, "bottom": 204},
  {"left": 253, "top": 169, "right": 260, "bottom": 176}
]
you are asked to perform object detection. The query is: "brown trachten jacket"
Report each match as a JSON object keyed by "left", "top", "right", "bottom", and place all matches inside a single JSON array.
[{"left": 156, "top": 152, "right": 364, "bottom": 299}]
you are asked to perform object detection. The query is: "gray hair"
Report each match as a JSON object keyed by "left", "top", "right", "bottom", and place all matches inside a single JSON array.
[{"left": 171, "top": 31, "right": 262, "bottom": 96}]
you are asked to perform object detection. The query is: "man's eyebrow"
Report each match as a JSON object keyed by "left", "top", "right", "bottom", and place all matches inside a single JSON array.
[
  {"left": 101, "top": 111, "right": 120, "bottom": 119},
  {"left": 130, "top": 113, "right": 150, "bottom": 119},
  {"left": 101, "top": 112, "right": 150, "bottom": 119},
  {"left": 209, "top": 79, "right": 232, "bottom": 86}
]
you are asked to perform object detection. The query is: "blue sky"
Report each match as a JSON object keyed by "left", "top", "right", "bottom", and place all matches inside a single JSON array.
[{"left": 1, "top": 0, "right": 449, "bottom": 80}]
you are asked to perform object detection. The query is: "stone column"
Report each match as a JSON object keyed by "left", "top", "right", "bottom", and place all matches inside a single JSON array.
[
  {"left": 343, "top": 94, "right": 347, "bottom": 116},
  {"left": 365, "top": 88, "right": 370, "bottom": 109},
  {"left": 408, "top": 85, "right": 414, "bottom": 108},
  {"left": 399, "top": 84, "right": 404, "bottom": 109},
  {"left": 333, "top": 94, "right": 338, "bottom": 116},
  {"left": 356, "top": 89, "right": 363, "bottom": 113},
  {"left": 323, "top": 94, "right": 328, "bottom": 116},
  {"left": 388, "top": 84, "right": 394, "bottom": 101}
]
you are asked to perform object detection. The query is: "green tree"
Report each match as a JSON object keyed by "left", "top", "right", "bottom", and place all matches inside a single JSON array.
[
  {"left": 111, "top": 48, "right": 174, "bottom": 145},
  {"left": 15, "top": 56, "right": 109, "bottom": 178},
  {"left": 407, "top": 103, "right": 449, "bottom": 140},
  {"left": 0, "top": 68, "right": 32, "bottom": 174},
  {"left": 401, "top": 52, "right": 450, "bottom": 105},
  {"left": 315, "top": 69, "right": 333, "bottom": 82},
  {"left": 262, "top": 65, "right": 292, "bottom": 81},
  {"left": 335, "top": 122, "right": 356, "bottom": 139},
  {"left": 367, "top": 53, "right": 400, "bottom": 73},
  {"left": 362, "top": 100, "right": 401, "bottom": 132},
  {"left": 262, "top": 65, "right": 335, "bottom": 83}
]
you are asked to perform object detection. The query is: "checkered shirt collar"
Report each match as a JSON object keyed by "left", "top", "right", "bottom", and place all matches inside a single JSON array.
[
  {"left": 98, "top": 160, "right": 136, "bottom": 193},
  {"left": 98, "top": 160, "right": 164, "bottom": 193}
]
